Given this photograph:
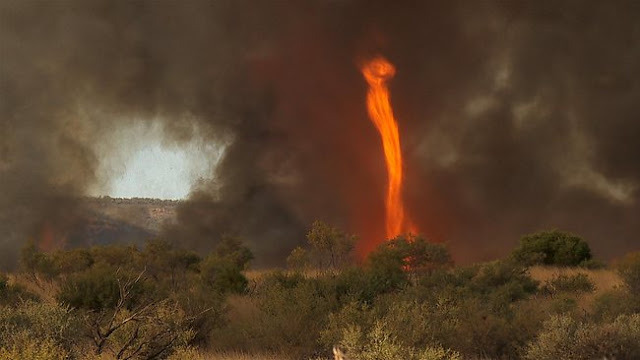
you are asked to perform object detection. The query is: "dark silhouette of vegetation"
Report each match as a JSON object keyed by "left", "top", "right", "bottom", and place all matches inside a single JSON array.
[
  {"left": 512, "top": 230, "right": 592, "bottom": 266},
  {"left": 2, "top": 225, "right": 639, "bottom": 359},
  {"left": 287, "top": 220, "right": 357, "bottom": 272}
]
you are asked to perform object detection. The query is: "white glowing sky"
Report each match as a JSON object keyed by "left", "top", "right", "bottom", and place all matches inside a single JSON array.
[
  {"left": 89, "top": 121, "right": 224, "bottom": 200},
  {"left": 108, "top": 144, "right": 209, "bottom": 199}
]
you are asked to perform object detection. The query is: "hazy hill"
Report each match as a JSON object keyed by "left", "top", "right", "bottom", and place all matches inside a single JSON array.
[{"left": 61, "top": 197, "right": 180, "bottom": 248}]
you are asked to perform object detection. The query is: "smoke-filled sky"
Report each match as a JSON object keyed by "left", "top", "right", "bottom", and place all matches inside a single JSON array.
[{"left": 1, "top": 0, "right": 639, "bottom": 267}]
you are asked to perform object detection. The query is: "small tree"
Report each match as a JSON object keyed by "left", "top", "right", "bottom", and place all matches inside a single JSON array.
[
  {"left": 213, "top": 236, "right": 254, "bottom": 270},
  {"left": 366, "top": 234, "right": 453, "bottom": 290},
  {"left": 512, "top": 230, "right": 592, "bottom": 266},
  {"left": 304, "top": 220, "right": 357, "bottom": 270},
  {"left": 369, "top": 234, "right": 452, "bottom": 274},
  {"left": 199, "top": 238, "right": 253, "bottom": 294},
  {"left": 199, "top": 256, "right": 248, "bottom": 294},
  {"left": 20, "top": 241, "right": 56, "bottom": 279},
  {"left": 286, "top": 246, "right": 310, "bottom": 271},
  {"left": 141, "top": 239, "right": 200, "bottom": 288}
]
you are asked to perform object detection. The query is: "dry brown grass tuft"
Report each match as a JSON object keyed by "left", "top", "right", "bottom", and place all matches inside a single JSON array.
[
  {"left": 7, "top": 273, "right": 59, "bottom": 303},
  {"left": 203, "top": 351, "right": 295, "bottom": 360},
  {"left": 530, "top": 266, "right": 621, "bottom": 292},
  {"left": 530, "top": 266, "right": 622, "bottom": 309},
  {"left": 243, "top": 268, "right": 327, "bottom": 282}
]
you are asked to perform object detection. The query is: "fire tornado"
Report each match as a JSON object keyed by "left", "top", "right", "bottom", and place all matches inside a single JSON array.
[{"left": 361, "top": 56, "right": 413, "bottom": 240}]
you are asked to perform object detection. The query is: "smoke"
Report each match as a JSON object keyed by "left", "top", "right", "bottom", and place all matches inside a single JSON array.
[{"left": 1, "top": 0, "right": 639, "bottom": 268}]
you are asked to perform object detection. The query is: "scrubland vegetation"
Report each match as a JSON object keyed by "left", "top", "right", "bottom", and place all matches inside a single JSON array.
[{"left": 1, "top": 224, "right": 639, "bottom": 360}]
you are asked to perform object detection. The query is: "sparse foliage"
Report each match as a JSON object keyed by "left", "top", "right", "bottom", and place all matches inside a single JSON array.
[
  {"left": 525, "top": 314, "right": 640, "bottom": 360},
  {"left": 617, "top": 251, "right": 640, "bottom": 295},
  {"left": 539, "top": 273, "right": 595, "bottom": 296},
  {"left": 286, "top": 246, "right": 310, "bottom": 271},
  {"left": 366, "top": 234, "right": 453, "bottom": 288},
  {"left": 305, "top": 220, "right": 357, "bottom": 270}
]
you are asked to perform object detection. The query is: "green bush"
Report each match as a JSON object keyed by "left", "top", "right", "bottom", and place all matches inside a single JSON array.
[
  {"left": 210, "top": 274, "right": 339, "bottom": 358},
  {"left": 365, "top": 234, "right": 453, "bottom": 294},
  {"left": 0, "top": 331, "right": 70, "bottom": 360},
  {"left": 20, "top": 242, "right": 56, "bottom": 278},
  {"left": 198, "top": 237, "right": 252, "bottom": 295},
  {"left": 141, "top": 239, "right": 200, "bottom": 284},
  {"left": 213, "top": 236, "right": 254, "bottom": 270},
  {"left": 0, "top": 302, "right": 82, "bottom": 358},
  {"left": 338, "top": 320, "right": 461, "bottom": 360},
  {"left": 51, "top": 248, "right": 93, "bottom": 274},
  {"left": 293, "top": 220, "right": 357, "bottom": 271},
  {"left": 57, "top": 265, "right": 146, "bottom": 311},
  {"left": 199, "top": 256, "right": 248, "bottom": 294},
  {"left": 89, "top": 244, "right": 140, "bottom": 270},
  {"left": 512, "top": 230, "right": 592, "bottom": 266},
  {"left": 467, "top": 260, "right": 538, "bottom": 304},
  {"left": 525, "top": 314, "right": 640, "bottom": 360}
]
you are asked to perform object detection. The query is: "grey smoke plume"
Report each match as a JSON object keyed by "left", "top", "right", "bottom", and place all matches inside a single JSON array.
[{"left": 1, "top": 0, "right": 639, "bottom": 268}]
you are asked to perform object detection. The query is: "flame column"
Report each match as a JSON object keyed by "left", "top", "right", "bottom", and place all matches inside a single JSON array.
[{"left": 361, "top": 56, "right": 411, "bottom": 239}]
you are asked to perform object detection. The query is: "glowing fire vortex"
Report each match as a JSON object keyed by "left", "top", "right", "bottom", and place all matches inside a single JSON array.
[{"left": 361, "top": 56, "right": 412, "bottom": 239}]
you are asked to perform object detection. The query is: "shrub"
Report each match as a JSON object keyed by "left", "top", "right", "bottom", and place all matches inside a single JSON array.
[
  {"left": 617, "top": 251, "right": 640, "bottom": 295},
  {"left": 0, "top": 331, "right": 70, "bottom": 360},
  {"left": 512, "top": 230, "right": 592, "bottom": 266},
  {"left": 57, "top": 265, "right": 147, "bottom": 311},
  {"left": 0, "top": 274, "right": 38, "bottom": 305},
  {"left": 370, "top": 234, "right": 452, "bottom": 274},
  {"left": 338, "top": 320, "right": 461, "bottom": 360},
  {"left": 0, "top": 301, "right": 82, "bottom": 357},
  {"left": 213, "top": 236, "right": 254, "bottom": 270},
  {"left": 539, "top": 273, "right": 595, "bottom": 296},
  {"left": 51, "top": 248, "right": 93, "bottom": 274},
  {"left": 199, "top": 256, "right": 248, "bottom": 294},
  {"left": 324, "top": 260, "right": 540, "bottom": 359},
  {"left": 141, "top": 239, "right": 201, "bottom": 285},
  {"left": 548, "top": 295, "right": 579, "bottom": 315},
  {"left": 304, "top": 220, "right": 357, "bottom": 270},
  {"left": 89, "top": 244, "right": 140, "bottom": 270},
  {"left": 578, "top": 258, "right": 606, "bottom": 269},
  {"left": 525, "top": 314, "right": 640, "bottom": 360},
  {"left": 365, "top": 235, "right": 453, "bottom": 293},
  {"left": 80, "top": 299, "right": 198, "bottom": 359},
  {"left": 286, "top": 246, "right": 310, "bottom": 271},
  {"left": 592, "top": 288, "right": 640, "bottom": 321},
  {"left": 210, "top": 276, "right": 337, "bottom": 358},
  {"left": 20, "top": 242, "right": 56, "bottom": 278},
  {"left": 198, "top": 238, "right": 252, "bottom": 295},
  {"left": 468, "top": 260, "right": 538, "bottom": 303}
]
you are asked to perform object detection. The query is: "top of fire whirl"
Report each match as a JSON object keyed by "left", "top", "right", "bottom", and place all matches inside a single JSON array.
[{"left": 362, "top": 56, "right": 396, "bottom": 86}]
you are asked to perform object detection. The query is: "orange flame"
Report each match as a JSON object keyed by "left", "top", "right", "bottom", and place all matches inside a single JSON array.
[{"left": 361, "top": 56, "right": 414, "bottom": 240}]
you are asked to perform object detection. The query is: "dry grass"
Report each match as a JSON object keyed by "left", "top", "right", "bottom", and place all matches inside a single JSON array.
[
  {"left": 7, "top": 273, "right": 59, "bottom": 303},
  {"left": 224, "top": 294, "right": 259, "bottom": 322},
  {"left": 529, "top": 266, "right": 622, "bottom": 309},
  {"left": 244, "top": 268, "right": 327, "bottom": 281},
  {"left": 529, "top": 266, "right": 621, "bottom": 292},
  {"left": 203, "top": 352, "right": 296, "bottom": 360}
]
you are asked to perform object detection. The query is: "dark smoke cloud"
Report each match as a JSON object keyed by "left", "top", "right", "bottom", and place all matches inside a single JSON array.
[{"left": 1, "top": 0, "right": 639, "bottom": 268}]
